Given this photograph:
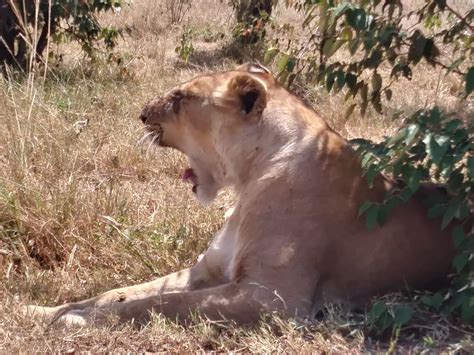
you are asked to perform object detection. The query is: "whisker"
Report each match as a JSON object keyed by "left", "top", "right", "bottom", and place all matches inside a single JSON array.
[
  {"left": 146, "top": 132, "right": 162, "bottom": 155},
  {"left": 136, "top": 130, "right": 155, "bottom": 146},
  {"left": 155, "top": 131, "right": 162, "bottom": 145},
  {"left": 146, "top": 133, "right": 157, "bottom": 154}
]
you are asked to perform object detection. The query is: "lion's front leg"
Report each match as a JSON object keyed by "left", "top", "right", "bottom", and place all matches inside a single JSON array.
[
  {"left": 27, "top": 207, "right": 240, "bottom": 326},
  {"left": 26, "top": 259, "right": 221, "bottom": 325},
  {"left": 43, "top": 280, "right": 306, "bottom": 326}
]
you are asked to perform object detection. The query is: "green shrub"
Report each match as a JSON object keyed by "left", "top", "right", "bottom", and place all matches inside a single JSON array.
[
  {"left": 0, "top": 0, "right": 128, "bottom": 71},
  {"left": 175, "top": 28, "right": 194, "bottom": 62},
  {"left": 227, "top": 0, "right": 275, "bottom": 43}
]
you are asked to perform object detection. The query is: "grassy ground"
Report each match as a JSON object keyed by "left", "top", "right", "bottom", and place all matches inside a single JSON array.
[{"left": 0, "top": 0, "right": 472, "bottom": 352}]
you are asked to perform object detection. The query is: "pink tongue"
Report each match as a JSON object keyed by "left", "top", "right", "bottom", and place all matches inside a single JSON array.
[{"left": 182, "top": 168, "right": 197, "bottom": 184}]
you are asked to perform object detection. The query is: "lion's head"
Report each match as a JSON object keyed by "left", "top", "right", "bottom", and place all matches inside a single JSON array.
[{"left": 139, "top": 63, "right": 275, "bottom": 204}]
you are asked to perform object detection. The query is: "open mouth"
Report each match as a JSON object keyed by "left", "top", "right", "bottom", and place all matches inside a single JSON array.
[
  {"left": 143, "top": 124, "right": 164, "bottom": 146},
  {"left": 144, "top": 125, "right": 200, "bottom": 195},
  {"left": 182, "top": 167, "right": 198, "bottom": 194}
]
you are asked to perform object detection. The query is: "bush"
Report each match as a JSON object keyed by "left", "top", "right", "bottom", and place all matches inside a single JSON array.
[
  {"left": 0, "top": 0, "right": 127, "bottom": 72},
  {"left": 175, "top": 28, "right": 194, "bottom": 62},
  {"left": 227, "top": 0, "right": 275, "bottom": 43}
]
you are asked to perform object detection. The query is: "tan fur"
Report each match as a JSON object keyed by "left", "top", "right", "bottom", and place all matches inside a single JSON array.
[{"left": 26, "top": 63, "right": 455, "bottom": 326}]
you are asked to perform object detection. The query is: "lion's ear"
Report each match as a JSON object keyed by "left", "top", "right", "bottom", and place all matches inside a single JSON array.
[
  {"left": 227, "top": 74, "right": 267, "bottom": 118},
  {"left": 236, "top": 62, "right": 272, "bottom": 75}
]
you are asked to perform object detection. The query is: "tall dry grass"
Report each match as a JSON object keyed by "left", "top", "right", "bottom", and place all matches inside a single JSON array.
[
  {"left": 0, "top": 0, "right": 229, "bottom": 305},
  {"left": 0, "top": 0, "right": 472, "bottom": 352}
]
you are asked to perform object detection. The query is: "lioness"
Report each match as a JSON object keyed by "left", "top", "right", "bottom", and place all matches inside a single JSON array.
[{"left": 28, "top": 63, "right": 454, "bottom": 326}]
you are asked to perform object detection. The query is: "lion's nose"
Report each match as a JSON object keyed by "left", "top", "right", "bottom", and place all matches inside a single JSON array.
[{"left": 139, "top": 107, "right": 148, "bottom": 124}]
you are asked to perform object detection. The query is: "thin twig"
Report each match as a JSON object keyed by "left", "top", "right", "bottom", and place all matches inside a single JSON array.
[{"left": 445, "top": 3, "right": 474, "bottom": 33}]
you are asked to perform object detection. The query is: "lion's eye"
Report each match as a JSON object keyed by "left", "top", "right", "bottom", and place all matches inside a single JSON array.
[{"left": 169, "top": 90, "right": 184, "bottom": 114}]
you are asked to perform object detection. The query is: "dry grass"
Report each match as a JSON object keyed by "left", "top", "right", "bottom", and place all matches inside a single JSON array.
[{"left": 0, "top": 0, "right": 472, "bottom": 352}]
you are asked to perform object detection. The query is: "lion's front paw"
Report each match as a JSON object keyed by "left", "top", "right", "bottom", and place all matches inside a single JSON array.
[
  {"left": 24, "top": 304, "right": 58, "bottom": 322},
  {"left": 24, "top": 305, "right": 89, "bottom": 326},
  {"left": 55, "top": 310, "right": 89, "bottom": 326}
]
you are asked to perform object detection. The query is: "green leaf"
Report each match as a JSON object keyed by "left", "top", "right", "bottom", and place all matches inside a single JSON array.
[
  {"left": 361, "top": 152, "right": 372, "bottom": 167},
  {"left": 461, "top": 297, "right": 474, "bottom": 322},
  {"left": 440, "top": 155, "right": 455, "bottom": 178},
  {"left": 287, "top": 57, "right": 297, "bottom": 72},
  {"left": 399, "top": 187, "right": 414, "bottom": 202},
  {"left": 316, "top": 64, "right": 327, "bottom": 84},
  {"left": 405, "top": 124, "right": 420, "bottom": 145},
  {"left": 318, "top": 0, "right": 329, "bottom": 30},
  {"left": 455, "top": 203, "right": 470, "bottom": 220},
  {"left": 445, "top": 293, "right": 467, "bottom": 314},
  {"left": 423, "top": 133, "right": 449, "bottom": 166},
  {"left": 264, "top": 47, "right": 279, "bottom": 64},
  {"left": 452, "top": 225, "right": 467, "bottom": 250},
  {"left": 445, "top": 119, "right": 462, "bottom": 133},
  {"left": 421, "top": 293, "right": 444, "bottom": 310},
  {"left": 387, "top": 127, "right": 408, "bottom": 146},
  {"left": 366, "top": 204, "right": 380, "bottom": 230},
  {"left": 428, "top": 107, "right": 441, "bottom": 125},
  {"left": 452, "top": 253, "right": 469, "bottom": 273},
  {"left": 466, "top": 67, "right": 474, "bottom": 96},
  {"left": 453, "top": 129, "right": 468, "bottom": 145},
  {"left": 332, "top": 3, "right": 352, "bottom": 18},
  {"left": 427, "top": 203, "right": 447, "bottom": 219},
  {"left": 322, "top": 38, "right": 335, "bottom": 57},
  {"left": 447, "top": 170, "right": 464, "bottom": 193},
  {"left": 377, "top": 205, "right": 389, "bottom": 225},
  {"left": 276, "top": 53, "right": 290, "bottom": 73},
  {"left": 384, "top": 195, "right": 403, "bottom": 212},
  {"left": 323, "top": 39, "right": 345, "bottom": 58},
  {"left": 340, "top": 27, "right": 353, "bottom": 41},
  {"left": 407, "top": 168, "right": 423, "bottom": 192},
  {"left": 441, "top": 203, "right": 458, "bottom": 229},
  {"left": 467, "top": 156, "right": 474, "bottom": 179},
  {"left": 369, "top": 301, "right": 387, "bottom": 321},
  {"left": 365, "top": 163, "right": 379, "bottom": 187},
  {"left": 346, "top": 8, "right": 368, "bottom": 31},
  {"left": 351, "top": 138, "right": 372, "bottom": 148},
  {"left": 358, "top": 201, "right": 373, "bottom": 217},
  {"left": 393, "top": 305, "right": 414, "bottom": 326},
  {"left": 392, "top": 160, "right": 404, "bottom": 178}
]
